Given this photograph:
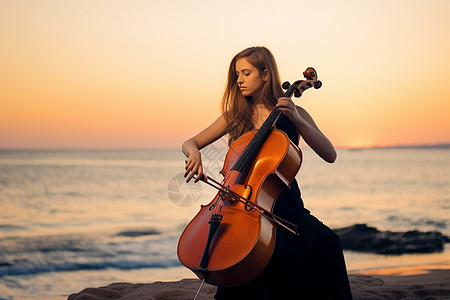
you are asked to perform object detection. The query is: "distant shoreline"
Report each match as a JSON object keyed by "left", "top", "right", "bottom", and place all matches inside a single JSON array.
[
  {"left": 1, "top": 143, "right": 450, "bottom": 151},
  {"left": 344, "top": 143, "right": 450, "bottom": 150}
]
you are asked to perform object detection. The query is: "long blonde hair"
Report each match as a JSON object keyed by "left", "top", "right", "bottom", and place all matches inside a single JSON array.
[{"left": 221, "top": 46, "right": 284, "bottom": 145}]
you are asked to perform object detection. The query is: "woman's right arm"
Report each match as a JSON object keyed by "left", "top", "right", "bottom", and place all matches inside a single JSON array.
[{"left": 183, "top": 115, "right": 228, "bottom": 182}]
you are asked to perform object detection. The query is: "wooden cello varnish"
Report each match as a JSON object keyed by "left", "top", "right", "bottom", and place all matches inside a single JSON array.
[{"left": 177, "top": 67, "right": 321, "bottom": 287}]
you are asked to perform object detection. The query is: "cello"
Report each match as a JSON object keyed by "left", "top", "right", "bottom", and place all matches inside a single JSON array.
[{"left": 177, "top": 67, "right": 322, "bottom": 289}]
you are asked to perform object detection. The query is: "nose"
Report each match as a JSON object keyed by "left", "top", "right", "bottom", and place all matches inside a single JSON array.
[{"left": 237, "top": 74, "right": 244, "bottom": 85}]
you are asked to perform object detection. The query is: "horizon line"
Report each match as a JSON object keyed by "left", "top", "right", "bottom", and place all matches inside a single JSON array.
[{"left": 1, "top": 142, "right": 450, "bottom": 151}]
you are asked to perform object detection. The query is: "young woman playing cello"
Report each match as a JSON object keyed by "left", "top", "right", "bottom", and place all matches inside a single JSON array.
[{"left": 182, "top": 46, "right": 352, "bottom": 299}]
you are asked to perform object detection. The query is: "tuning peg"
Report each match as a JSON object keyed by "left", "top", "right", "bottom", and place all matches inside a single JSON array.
[
  {"left": 282, "top": 81, "right": 290, "bottom": 90},
  {"left": 314, "top": 81, "right": 322, "bottom": 89}
]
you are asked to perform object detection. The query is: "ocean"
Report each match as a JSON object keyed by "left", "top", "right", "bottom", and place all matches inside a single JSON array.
[{"left": 1, "top": 143, "right": 449, "bottom": 299}]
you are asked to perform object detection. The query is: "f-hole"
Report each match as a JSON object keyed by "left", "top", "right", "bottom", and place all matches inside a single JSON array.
[{"left": 244, "top": 184, "right": 253, "bottom": 211}]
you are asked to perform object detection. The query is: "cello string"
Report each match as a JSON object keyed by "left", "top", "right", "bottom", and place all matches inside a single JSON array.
[
  {"left": 197, "top": 174, "right": 299, "bottom": 234},
  {"left": 232, "top": 80, "right": 298, "bottom": 172},
  {"left": 237, "top": 108, "right": 281, "bottom": 171},
  {"left": 233, "top": 107, "right": 281, "bottom": 172}
]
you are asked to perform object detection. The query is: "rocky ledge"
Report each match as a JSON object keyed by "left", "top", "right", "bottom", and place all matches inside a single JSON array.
[{"left": 335, "top": 224, "right": 449, "bottom": 255}]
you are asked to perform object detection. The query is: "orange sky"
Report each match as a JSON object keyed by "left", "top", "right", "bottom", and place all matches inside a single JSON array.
[{"left": 1, "top": 0, "right": 449, "bottom": 149}]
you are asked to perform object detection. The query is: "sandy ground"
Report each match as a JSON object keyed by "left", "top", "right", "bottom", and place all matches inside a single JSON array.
[{"left": 68, "top": 266, "right": 450, "bottom": 300}]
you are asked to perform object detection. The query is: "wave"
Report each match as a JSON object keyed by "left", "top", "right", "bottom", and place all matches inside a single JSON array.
[
  {"left": 1, "top": 222, "right": 449, "bottom": 278},
  {"left": 0, "top": 231, "right": 181, "bottom": 278},
  {"left": 0, "top": 258, "right": 182, "bottom": 277}
]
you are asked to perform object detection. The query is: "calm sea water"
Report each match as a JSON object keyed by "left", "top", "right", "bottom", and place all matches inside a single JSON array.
[{"left": 1, "top": 144, "right": 449, "bottom": 299}]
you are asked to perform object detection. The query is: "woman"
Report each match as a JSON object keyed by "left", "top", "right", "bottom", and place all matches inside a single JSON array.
[{"left": 183, "top": 46, "right": 352, "bottom": 299}]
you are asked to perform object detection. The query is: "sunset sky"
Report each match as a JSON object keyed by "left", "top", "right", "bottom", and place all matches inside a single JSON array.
[{"left": 1, "top": 0, "right": 449, "bottom": 149}]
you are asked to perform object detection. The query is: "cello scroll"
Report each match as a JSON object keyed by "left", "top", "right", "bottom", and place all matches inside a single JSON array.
[{"left": 282, "top": 67, "right": 322, "bottom": 98}]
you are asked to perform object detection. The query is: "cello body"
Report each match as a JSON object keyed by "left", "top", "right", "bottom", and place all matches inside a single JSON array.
[
  {"left": 177, "top": 67, "right": 321, "bottom": 287},
  {"left": 177, "top": 129, "right": 302, "bottom": 286}
]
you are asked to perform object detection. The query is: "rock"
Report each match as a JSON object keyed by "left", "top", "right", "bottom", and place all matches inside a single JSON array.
[{"left": 334, "top": 224, "right": 446, "bottom": 254}]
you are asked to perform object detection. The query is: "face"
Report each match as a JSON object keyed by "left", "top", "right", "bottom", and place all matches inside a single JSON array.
[{"left": 235, "top": 57, "right": 267, "bottom": 98}]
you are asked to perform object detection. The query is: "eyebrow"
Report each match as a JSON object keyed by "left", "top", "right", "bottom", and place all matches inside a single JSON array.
[{"left": 236, "top": 69, "right": 252, "bottom": 73}]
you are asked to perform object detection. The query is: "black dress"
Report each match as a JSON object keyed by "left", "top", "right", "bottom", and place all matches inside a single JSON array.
[{"left": 215, "top": 115, "right": 353, "bottom": 300}]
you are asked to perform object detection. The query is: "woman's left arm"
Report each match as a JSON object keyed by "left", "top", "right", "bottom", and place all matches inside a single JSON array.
[{"left": 276, "top": 97, "right": 337, "bottom": 163}]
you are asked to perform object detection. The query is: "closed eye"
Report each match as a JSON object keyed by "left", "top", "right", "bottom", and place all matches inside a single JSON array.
[{"left": 236, "top": 69, "right": 252, "bottom": 77}]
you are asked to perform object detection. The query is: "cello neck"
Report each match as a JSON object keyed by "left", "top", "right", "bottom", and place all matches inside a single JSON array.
[
  {"left": 229, "top": 67, "right": 321, "bottom": 175},
  {"left": 230, "top": 84, "right": 298, "bottom": 173}
]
